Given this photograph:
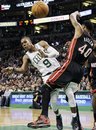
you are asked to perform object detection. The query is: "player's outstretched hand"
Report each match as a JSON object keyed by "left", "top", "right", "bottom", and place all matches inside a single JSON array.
[{"left": 2, "top": 67, "right": 14, "bottom": 75}]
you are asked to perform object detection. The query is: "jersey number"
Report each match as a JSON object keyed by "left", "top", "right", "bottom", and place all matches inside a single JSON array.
[
  {"left": 43, "top": 59, "right": 52, "bottom": 68},
  {"left": 33, "top": 54, "right": 51, "bottom": 68},
  {"left": 78, "top": 44, "right": 92, "bottom": 58}
]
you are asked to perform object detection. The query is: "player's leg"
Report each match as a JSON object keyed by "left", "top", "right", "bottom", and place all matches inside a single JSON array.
[
  {"left": 65, "top": 95, "right": 82, "bottom": 130},
  {"left": 92, "top": 93, "right": 96, "bottom": 130},
  {"left": 76, "top": 102, "right": 82, "bottom": 130},
  {"left": 41, "top": 74, "right": 62, "bottom": 119},
  {"left": 64, "top": 82, "right": 83, "bottom": 130},
  {"left": 73, "top": 83, "right": 83, "bottom": 130},
  {"left": 27, "top": 83, "right": 53, "bottom": 128},
  {"left": 50, "top": 89, "right": 63, "bottom": 130},
  {"left": 65, "top": 86, "right": 78, "bottom": 130}
]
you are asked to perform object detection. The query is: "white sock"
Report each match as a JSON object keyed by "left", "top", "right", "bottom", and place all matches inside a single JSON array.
[
  {"left": 72, "top": 113, "right": 77, "bottom": 118},
  {"left": 56, "top": 113, "right": 60, "bottom": 117}
]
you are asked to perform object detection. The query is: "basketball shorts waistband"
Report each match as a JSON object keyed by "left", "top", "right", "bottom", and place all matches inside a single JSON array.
[{"left": 42, "top": 68, "right": 58, "bottom": 77}]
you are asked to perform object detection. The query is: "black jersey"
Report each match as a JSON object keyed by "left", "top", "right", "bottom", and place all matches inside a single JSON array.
[
  {"left": 47, "top": 32, "right": 94, "bottom": 87},
  {"left": 72, "top": 32, "right": 94, "bottom": 66},
  {"left": 88, "top": 53, "right": 96, "bottom": 79}
]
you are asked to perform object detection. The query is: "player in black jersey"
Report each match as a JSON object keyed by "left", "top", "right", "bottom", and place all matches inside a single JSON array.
[
  {"left": 86, "top": 43, "right": 96, "bottom": 130},
  {"left": 30, "top": 11, "right": 94, "bottom": 130}
]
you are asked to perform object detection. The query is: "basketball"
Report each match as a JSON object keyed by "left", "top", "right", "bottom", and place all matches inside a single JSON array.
[{"left": 31, "top": 1, "right": 49, "bottom": 18}]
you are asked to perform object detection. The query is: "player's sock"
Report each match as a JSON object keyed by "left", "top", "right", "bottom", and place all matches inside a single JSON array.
[
  {"left": 72, "top": 113, "right": 77, "bottom": 118},
  {"left": 54, "top": 109, "right": 60, "bottom": 116}
]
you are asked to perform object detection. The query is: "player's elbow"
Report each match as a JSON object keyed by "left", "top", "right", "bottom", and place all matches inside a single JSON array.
[
  {"left": 69, "top": 13, "right": 79, "bottom": 28},
  {"left": 40, "top": 40, "right": 48, "bottom": 45},
  {"left": 70, "top": 11, "right": 79, "bottom": 19},
  {"left": 69, "top": 13, "right": 74, "bottom": 21},
  {"left": 48, "top": 51, "right": 59, "bottom": 58},
  {"left": 21, "top": 68, "right": 27, "bottom": 73},
  {"left": 56, "top": 51, "right": 59, "bottom": 57}
]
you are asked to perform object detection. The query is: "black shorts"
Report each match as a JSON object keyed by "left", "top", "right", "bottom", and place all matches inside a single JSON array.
[{"left": 47, "top": 61, "right": 83, "bottom": 88}]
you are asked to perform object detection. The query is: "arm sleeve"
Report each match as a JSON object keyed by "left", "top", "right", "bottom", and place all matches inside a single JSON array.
[
  {"left": 35, "top": 43, "right": 44, "bottom": 51},
  {"left": 45, "top": 46, "right": 59, "bottom": 58}
]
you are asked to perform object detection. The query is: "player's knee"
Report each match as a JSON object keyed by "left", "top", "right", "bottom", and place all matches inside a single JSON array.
[
  {"left": 68, "top": 98, "right": 76, "bottom": 107},
  {"left": 66, "top": 92, "right": 76, "bottom": 107},
  {"left": 50, "top": 99, "right": 58, "bottom": 111},
  {"left": 41, "top": 84, "right": 52, "bottom": 93},
  {"left": 50, "top": 94, "right": 57, "bottom": 105},
  {"left": 50, "top": 90, "right": 59, "bottom": 111}
]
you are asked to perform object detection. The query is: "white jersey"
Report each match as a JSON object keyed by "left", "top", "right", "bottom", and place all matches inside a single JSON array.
[{"left": 26, "top": 44, "right": 60, "bottom": 77}]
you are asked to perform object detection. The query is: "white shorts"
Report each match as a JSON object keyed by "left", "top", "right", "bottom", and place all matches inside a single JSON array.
[{"left": 42, "top": 74, "right": 52, "bottom": 84}]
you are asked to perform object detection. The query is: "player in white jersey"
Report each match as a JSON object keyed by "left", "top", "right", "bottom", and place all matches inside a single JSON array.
[
  {"left": 2, "top": 36, "right": 63, "bottom": 130},
  {"left": 26, "top": 45, "right": 60, "bottom": 79}
]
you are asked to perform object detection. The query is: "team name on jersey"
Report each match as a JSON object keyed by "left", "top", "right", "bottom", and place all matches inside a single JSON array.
[
  {"left": 91, "top": 63, "right": 96, "bottom": 67},
  {"left": 33, "top": 53, "right": 42, "bottom": 64},
  {"left": 84, "top": 37, "right": 93, "bottom": 46}
]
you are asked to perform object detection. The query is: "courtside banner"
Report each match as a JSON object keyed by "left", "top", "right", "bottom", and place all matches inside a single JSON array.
[
  {"left": 10, "top": 92, "right": 33, "bottom": 108},
  {"left": 58, "top": 91, "right": 91, "bottom": 106},
  {"left": 10, "top": 91, "right": 91, "bottom": 108}
]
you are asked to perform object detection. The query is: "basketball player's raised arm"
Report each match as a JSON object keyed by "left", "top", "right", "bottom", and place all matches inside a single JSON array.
[
  {"left": 38, "top": 40, "right": 59, "bottom": 58},
  {"left": 2, "top": 55, "right": 29, "bottom": 74},
  {"left": 69, "top": 11, "right": 83, "bottom": 38}
]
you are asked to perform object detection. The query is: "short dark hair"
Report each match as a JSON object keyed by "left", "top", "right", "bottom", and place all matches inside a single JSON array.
[
  {"left": 21, "top": 36, "right": 32, "bottom": 43},
  {"left": 82, "top": 20, "right": 94, "bottom": 34}
]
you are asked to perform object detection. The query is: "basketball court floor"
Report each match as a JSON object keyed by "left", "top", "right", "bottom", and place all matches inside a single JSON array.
[{"left": 0, "top": 107, "right": 93, "bottom": 130}]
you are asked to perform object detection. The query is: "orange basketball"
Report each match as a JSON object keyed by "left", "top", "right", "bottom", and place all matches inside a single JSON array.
[{"left": 31, "top": 1, "right": 49, "bottom": 18}]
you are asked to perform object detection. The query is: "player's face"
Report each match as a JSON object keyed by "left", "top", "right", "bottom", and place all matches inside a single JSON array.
[{"left": 21, "top": 38, "right": 34, "bottom": 51}]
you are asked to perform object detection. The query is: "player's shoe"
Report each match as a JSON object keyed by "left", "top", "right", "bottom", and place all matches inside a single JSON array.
[
  {"left": 56, "top": 114, "right": 63, "bottom": 130},
  {"left": 27, "top": 115, "right": 50, "bottom": 128},
  {"left": 71, "top": 116, "right": 79, "bottom": 130},
  {"left": 92, "top": 125, "right": 96, "bottom": 130}
]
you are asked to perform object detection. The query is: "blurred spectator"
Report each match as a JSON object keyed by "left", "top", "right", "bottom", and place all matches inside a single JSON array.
[
  {"left": 1, "top": 85, "right": 13, "bottom": 107},
  {"left": 0, "top": 85, "right": 5, "bottom": 106}
]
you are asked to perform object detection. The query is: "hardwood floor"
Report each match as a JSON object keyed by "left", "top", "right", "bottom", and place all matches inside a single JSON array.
[{"left": 0, "top": 107, "right": 93, "bottom": 130}]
